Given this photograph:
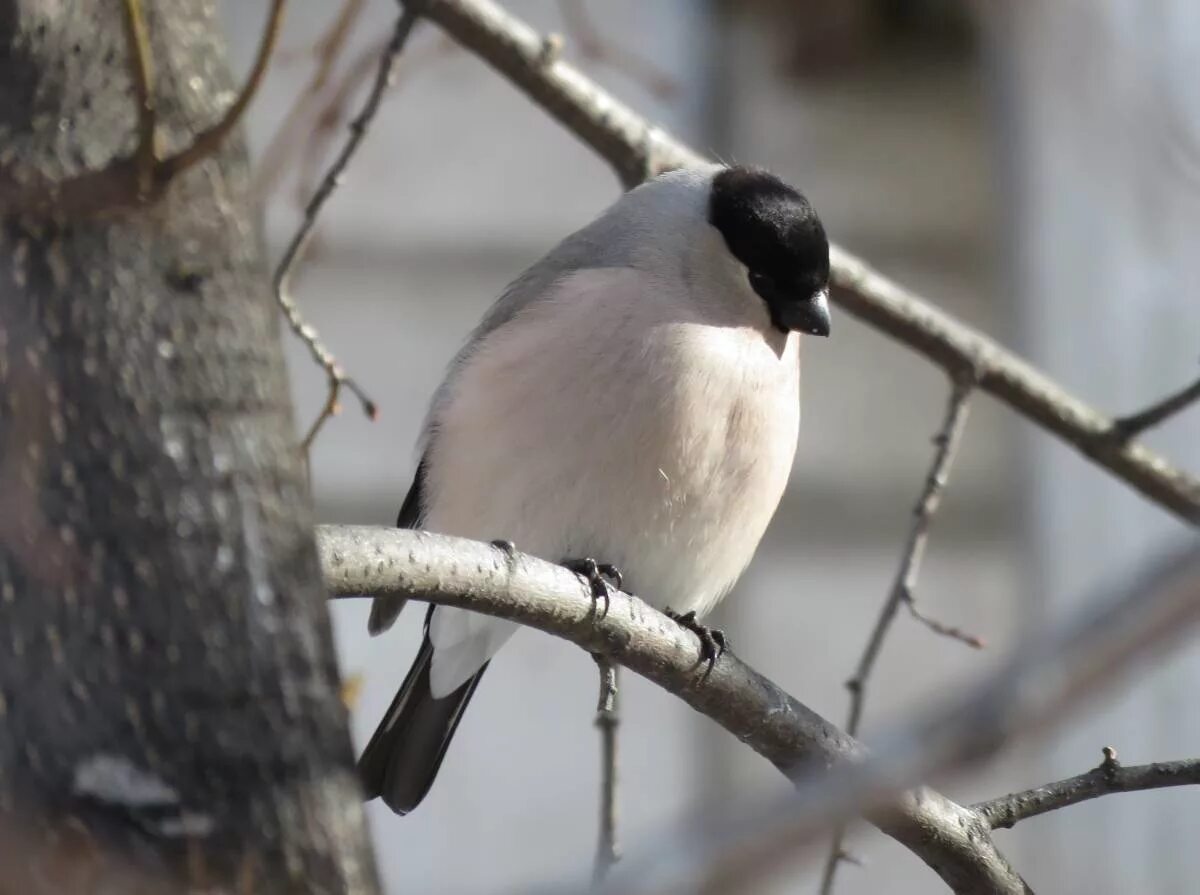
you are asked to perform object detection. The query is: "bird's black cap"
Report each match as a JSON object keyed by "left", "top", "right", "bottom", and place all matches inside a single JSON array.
[{"left": 708, "top": 166, "right": 831, "bottom": 336}]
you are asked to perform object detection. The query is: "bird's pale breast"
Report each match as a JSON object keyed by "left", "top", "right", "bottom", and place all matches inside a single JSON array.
[{"left": 424, "top": 267, "right": 801, "bottom": 617}]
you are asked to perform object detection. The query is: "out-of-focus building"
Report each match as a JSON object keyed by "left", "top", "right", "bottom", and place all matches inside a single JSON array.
[{"left": 221, "top": 1, "right": 1200, "bottom": 892}]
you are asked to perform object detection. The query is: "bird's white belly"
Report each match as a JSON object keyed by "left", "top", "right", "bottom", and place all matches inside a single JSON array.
[{"left": 421, "top": 269, "right": 801, "bottom": 694}]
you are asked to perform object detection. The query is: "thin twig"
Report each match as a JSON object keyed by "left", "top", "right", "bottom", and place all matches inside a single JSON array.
[
  {"left": 276, "top": 12, "right": 424, "bottom": 448},
  {"left": 293, "top": 36, "right": 393, "bottom": 205},
  {"left": 119, "top": 0, "right": 158, "bottom": 197},
  {"left": 417, "top": 0, "right": 669, "bottom": 188},
  {"left": 593, "top": 654, "right": 620, "bottom": 882},
  {"left": 254, "top": 0, "right": 368, "bottom": 199},
  {"left": 301, "top": 383, "right": 344, "bottom": 453},
  {"left": 1111, "top": 371, "right": 1200, "bottom": 441},
  {"left": 816, "top": 834, "right": 847, "bottom": 892},
  {"left": 821, "top": 375, "right": 977, "bottom": 895},
  {"left": 905, "top": 600, "right": 986, "bottom": 648},
  {"left": 843, "top": 376, "right": 978, "bottom": 734},
  {"left": 415, "top": 0, "right": 1200, "bottom": 525},
  {"left": 158, "top": 0, "right": 289, "bottom": 180},
  {"left": 283, "top": 34, "right": 452, "bottom": 209},
  {"left": 974, "top": 746, "right": 1200, "bottom": 830}
]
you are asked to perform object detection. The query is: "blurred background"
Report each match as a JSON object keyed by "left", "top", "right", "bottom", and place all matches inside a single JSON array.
[{"left": 222, "top": 1, "right": 1200, "bottom": 892}]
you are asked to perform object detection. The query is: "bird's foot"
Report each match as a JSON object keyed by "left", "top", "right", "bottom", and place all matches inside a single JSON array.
[
  {"left": 562, "top": 557, "right": 622, "bottom": 618},
  {"left": 665, "top": 608, "right": 727, "bottom": 676}
]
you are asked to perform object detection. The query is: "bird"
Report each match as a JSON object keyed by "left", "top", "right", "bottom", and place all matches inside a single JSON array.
[{"left": 358, "top": 163, "right": 831, "bottom": 816}]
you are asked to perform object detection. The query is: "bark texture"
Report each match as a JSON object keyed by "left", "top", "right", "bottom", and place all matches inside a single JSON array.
[{"left": 0, "top": 4, "right": 376, "bottom": 892}]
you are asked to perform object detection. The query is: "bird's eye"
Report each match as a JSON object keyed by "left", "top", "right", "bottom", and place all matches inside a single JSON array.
[{"left": 748, "top": 271, "right": 774, "bottom": 299}]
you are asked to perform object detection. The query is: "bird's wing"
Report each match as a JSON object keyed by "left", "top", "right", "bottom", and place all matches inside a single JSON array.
[
  {"left": 395, "top": 456, "right": 427, "bottom": 528},
  {"left": 365, "top": 231, "right": 593, "bottom": 639},
  {"left": 366, "top": 458, "right": 427, "bottom": 636}
]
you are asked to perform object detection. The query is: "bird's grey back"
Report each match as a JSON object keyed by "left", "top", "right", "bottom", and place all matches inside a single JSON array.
[{"left": 421, "top": 166, "right": 719, "bottom": 444}]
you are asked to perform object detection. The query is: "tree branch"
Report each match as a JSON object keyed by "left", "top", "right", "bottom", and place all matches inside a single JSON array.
[
  {"left": 405, "top": 0, "right": 672, "bottom": 188},
  {"left": 320, "top": 527, "right": 1200, "bottom": 894},
  {"left": 592, "top": 655, "right": 621, "bottom": 882},
  {"left": 317, "top": 525, "right": 1028, "bottom": 894},
  {"left": 822, "top": 374, "right": 979, "bottom": 893},
  {"left": 1111, "top": 371, "right": 1200, "bottom": 441},
  {"left": 254, "top": 0, "right": 370, "bottom": 200},
  {"left": 600, "top": 539, "right": 1200, "bottom": 895},
  {"left": 275, "top": 12, "right": 424, "bottom": 448},
  {"left": 974, "top": 747, "right": 1200, "bottom": 830},
  {"left": 407, "top": 0, "right": 1200, "bottom": 526},
  {"left": 846, "top": 375, "right": 979, "bottom": 735},
  {"left": 156, "top": 0, "right": 289, "bottom": 181}
]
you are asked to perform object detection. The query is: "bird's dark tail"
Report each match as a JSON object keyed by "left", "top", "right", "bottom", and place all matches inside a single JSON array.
[{"left": 358, "top": 629, "right": 488, "bottom": 815}]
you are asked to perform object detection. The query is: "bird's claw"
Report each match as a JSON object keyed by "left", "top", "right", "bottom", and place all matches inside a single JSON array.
[
  {"left": 665, "top": 608, "right": 727, "bottom": 677},
  {"left": 562, "top": 557, "right": 622, "bottom": 618}
]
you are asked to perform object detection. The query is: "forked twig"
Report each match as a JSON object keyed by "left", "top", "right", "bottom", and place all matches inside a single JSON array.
[
  {"left": 276, "top": 12, "right": 425, "bottom": 448},
  {"left": 974, "top": 746, "right": 1200, "bottom": 829},
  {"left": 157, "top": 0, "right": 289, "bottom": 181},
  {"left": 821, "top": 374, "right": 979, "bottom": 894},
  {"left": 1111, "top": 370, "right": 1200, "bottom": 441},
  {"left": 846, "top": 376, "right": 978, "bottom": 733}
]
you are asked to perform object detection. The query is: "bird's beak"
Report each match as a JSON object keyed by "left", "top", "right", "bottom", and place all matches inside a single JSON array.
[{"left": 781, "top": 289, "right": 831, "bottom": 337}]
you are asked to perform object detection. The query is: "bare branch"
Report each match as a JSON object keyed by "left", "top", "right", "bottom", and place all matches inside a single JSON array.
[
  {"left": 317, "top": 524, "right": 1028, "bottom": 894},
  {"left": 822, "top": 376, "right": 978, "bottom": 892},
  {"left": 275, "top": 12, "right": 425, "bottom": 447},
  {"left": 157, "top": 0, "right": 289, "bottom": 181},
  {"left": 602, "top": 539, "right": 1200, "bottom": 895},
  {"left": 412, "top": 0, "right": 1200, "bottom": 526},
  {"left": 1111, "top": 370, "right": 1200, "bottom": 441},
  {"left": 845, "top": 376, "right": 978, "bottom": 735},
  {"left": 905, "top": 600, "right": 986, "bottom": 648},
  {"left": 256, "top": 3, "right": 363, "bottom": 199},
  {"left": 290, "top": 36, "right": 454, "bottom": 210},
  {"left": 287, "top": 38, "right": 389, "bottom": 206},
  {"left": 974, "top": 747, "right": 1200, "bottom": 830},
  {"left": 593, "top": 655, "right": 621, "bottom": 882},
  {"left": 408, "top": 0, "right": 679, "bottom": 189},
  {"left": 256, "top": 8, "right": 454, "bottom": 205},
  {"left": 320, "top": 525, "right": 1200, "bottom": 893}
]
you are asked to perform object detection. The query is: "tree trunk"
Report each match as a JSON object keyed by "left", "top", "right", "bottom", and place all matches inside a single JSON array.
[{"left": 0, "top": 3, "right": 377, "bottom": 892}]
